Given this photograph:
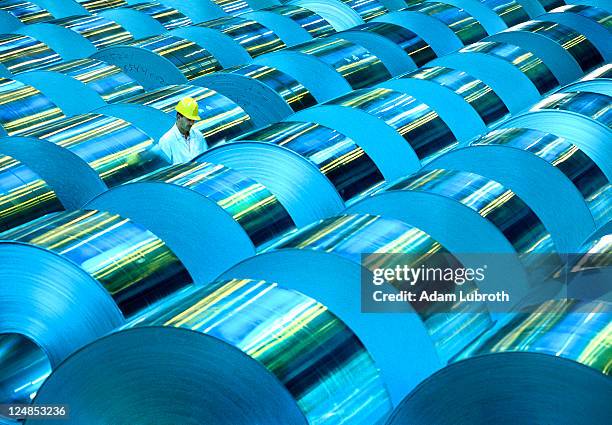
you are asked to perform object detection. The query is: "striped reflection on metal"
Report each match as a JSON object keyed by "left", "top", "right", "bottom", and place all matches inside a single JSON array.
[
  {"left": 0, "top": 0, "right": 53, "bottom": 24},
  {"left": 42, "top": 58, "right": 144, "bottom": 103},
  {"left": 530, "top": 91, "right": 612, "bottom": 128},
  {"left": 135, "top": 162, "right": 296, "bottom": 248},
  {"left": 124, "top": 84, "right": 252, "bottom": 145},
  {"left": 212, "top": 0, "right": 252, "bottom": 15},
  {"left": 0, "top": 34, "right": 61, "bottom": 75},
  {"left": 406, "top": 1, "right": 488, "bottom": 45},
  {"left": 76, "top": 0, "right": 128, "bottom": 13},
  {"left": 404, "top": 66, "right": 509, "bottom": 125},
  {"left": 21, "top": 113, "right": 166, "bottom": 187},
  {"left": 0, "top": 78, "right": 65, "bottom": 136},
  {"left": 266, "top": 5, "right": 335, "bottom": 39},
  {"left": 129, "top": 35, "right": 222, "bottom": 81},
  {"left": 239, "top": 121, "right": 385, "bottom": 202},
  {"left": 50, "top": 15, "right": 133, "bottom": 49},
  {"left": 295, "top": 38, "right": 391, "bottom": 89},
  {"left": 550, "top": 4, "right": 612, "bottom": 30},
  {"left": 330, "top": 87, "right": 457, "bottom": 162},
  {"left": 459, "top": 41, "right": 559, "bottom": 95},
  {"left": 126, "top": 2, "right": 192, "bottom": 30},
  {"left": 353, "top": 22, "right": 436, "bottom": 67},
  {"left": 0, "top": 153, "right": 62, "bottom": 232},
  {"left": 0, "top": 209, "right": 193, "bottom": 318},
  {"left": 343, "top": 0, "right": 388, "bottom": 22},
  {"left": 504, "top": 20, "right": 604, "bottom": 72},
  {"left": 196, "top": 17, "right": 286, "bottom": 58},
  {"left": 482, "top": 0, "right": 529, "bottom": 28}
]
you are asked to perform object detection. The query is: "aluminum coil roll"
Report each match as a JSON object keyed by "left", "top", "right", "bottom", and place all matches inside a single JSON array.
[
  {"left": 16, "top": 58, "right": 145, "bottom": 115},
  {"left": 48, "top": 14, "right": 133, "bottom": 49},
  {"left": 129, "top": 0, "right": 225, "bottom": 23},
  {"left": 75, "top": 0, "right": 128, "bottom": 13},
  {"left": 172, "top": 16, "right": 286, "bottom": 67},
  {"left": 292, "top": 87, "right": 457, "bottom": 179},
  {"left": 387, "top": 299, "right": 611, "bottom": 425},
  {"left": 0, "top": 78, "right": 65, "bottom": 136},
  {"left": 379, "top": 66, "right": 509, "bottom": 141},
  {"left": 255, "top": 37, "right": 391, "bottom": 101},
  {"left": 200, "top": 121, "right": 384, "bottom": 225},
  {"left": 289, "top": 0, "right": 364, "bottom": 30},
  {"left": 332, "top": 22, "right": 435, "bottom": 76},
  {"left": 487, "top": 20, "right": 604, "bottom": 84},
  {"left": 213, "top": 0, "right": 253, "bottom": 15},
  {"left": 110, "top": 84, "right": 254, "bottom": 146},
  {"left": 545, "top": 5, "right": 612, "bottom": 61},
  {"left": 346, "top": 169, "right": 560, "bottom": 305},
  {"left": 559, "top": 63, "right": 612, "bottom": 96},
  {"left": 431, "top": 41, "right": 559, "bottom": 112},
  {"left": 192, "top": 63, "right": 317, "bottom": 126},
  {"left": 427, "top": 127, "right": 611, "bottom": 252},
  {"left": 0, "top": 209, "right": 193, "bottom": 402},
  {"left": 26, "top": 0, "right": 88, "bottom": 18},
  {"left": 0, "top": 34, "right": 60, "bottom": 77},
  {"left": 27, "top": 279, "right": 397, "bottom": 424},
  {"left": 0, "top": 153, "right": 63, "bottom": 232},
  {"left": 86, "top": 161, "right": 295, "bottom": 282},
  {"left": 341, "top": 0, "right": 388, "bottom": 22},
  {"left": 426, "top": 0, "right": 529, "bottom": 33},
  {"left": 0, "top": 113, "right": 167, "bottom": 208},
  {"left": 498, "top": 91, "right": 612, "bottom": 180},
  {"left": 0, "top": 0, "right": 53, "bottom": 32},
  {"left": 99, "top": 2, "right": 192, "bottom": 38},
  {"left": 221, "top": 213, "right": 493, "bottom": 402}
]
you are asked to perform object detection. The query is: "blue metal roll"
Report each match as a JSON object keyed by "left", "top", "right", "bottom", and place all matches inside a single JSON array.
[
  {"left": 99, "top": 2, "right": 192, "bottom": 38},
  {"left": 75, "top": 0, "right": 128, "bottom": 13},
  {"left": 558, "top": 63, "right": 612, "bottom": 96},
  {"left": 426, "top": 0, "right": 530, "bottom": 33},
  {"left": 0, "top": 34, "right": 61, "bottom": 77},
  {"left": 288, "top": 0, "right": 366, "bottom": 30},
  {"left": 28, "top": 0, "right": 89, "bottom": 18},
  {"left": 0, "top": 0, "right": 53, "bottom": 32}
]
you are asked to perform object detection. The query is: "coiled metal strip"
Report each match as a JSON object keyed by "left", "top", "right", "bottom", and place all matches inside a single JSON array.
[
  {"left": 125, "top": 1, "right": 192, "bottom": 30},
  {"left": 341, "top": 0, "right": 388, "bottom": 22},
  {"left": 559, "top": 63, "right": 612, "bottom": 96},
  {"left": 0, "top": 34, "right": 61, "bottom": 76},
  {"left": 212, "top": 0, "right": 253, "bottom": 15},
  {"left": 49, "top": 14, "right": 133, "bottom": 49},
  {"left": 0, "top": 0, "right": 53, "bottom": 24},
  {"left": 75, "top": 0, "right": 128, "bottom": 13},
  {"left": 262, "top": 4, "right": 336, "bottom": 38}
]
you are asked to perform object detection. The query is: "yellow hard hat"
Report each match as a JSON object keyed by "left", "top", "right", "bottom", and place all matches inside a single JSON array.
[{"left": 175, "top": 96, "right": 201, "bottom": 121}]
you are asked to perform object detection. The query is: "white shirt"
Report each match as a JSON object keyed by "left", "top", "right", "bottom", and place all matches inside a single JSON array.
[{"left": 158, "top": 124, "right": 208, "bottom": 164}]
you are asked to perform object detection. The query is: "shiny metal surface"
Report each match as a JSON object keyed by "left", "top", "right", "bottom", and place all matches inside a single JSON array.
[
  {"left": 228, "top": 64, "right": 317, "bottom": 112},
  {"left": 403, "top": 66, "right": 509, "bottom": 125},
  {"left": 238, "top": 121, "right": 385, "bottom": 201},
  {"left": 580, "top": 63, "right": 612, "bottom": 81},
  {"left": 481, "top": 0, "right": 529, "bottom": 28},
  {"left": 505, "top": 20, "right": 604, "bottom": 72},
  {"left": 295, "top": 38, "right": 391, "bottom": 89},
  {"left": 550, "top": 4, "right": 612, "bottom": 30},
  {"left": 330, "top": 87, "right": 458, "bottom": 163},
  {"left": 0, "top": 209, "right": 193, "bottom": 318},
  {"left": 42, "top": 58, "right": 144, "bottom": 103},
  {"left": 0, "top": 34, "right": 61, "bottom": 75},
  {"left": 75, "top": 0, "right": 128, "bottom": 13},
  {"left": 0, "top": 153, "right": 62, "bottom": 232},
  {"left": 342, "top": 0, "right": 387, "bottom": 22},
  {"left": 50, "top": 15, "right": 133, "bottom": 49},
  {"left": 124, "top": 84, "right": 253, "bottom": 146},
  {"left": 212, "top": 0, "right": 252, "bottom": 15},
  {"left": 473, "top": 128, "right": 611, "bottom": 227},
  {"left": 406, "top": 2, "right": 488, "bottom": 45},
  {"left": 385, "top": 169, "right": 556, "bottom": 255},
  {"left": 353, "top": 22, "right": 436, "bottom": 67},
  {"left": 457, "top": 299, "right": 611, "bottom": 374},
  {"left": 135, "top": 162, "right": 296, "bottom": 248},
  {"left": 539, "top": 0, "right": 565, "bottom": 12},
  {"left": 459, "top": 41, "right": 559, "bottom": 95},
  {"left": 196, "top": 17, "right": 286, "bottom": 58},
  {"left": 0, "top": 78, "right": 65, "bottom": 136},
  {"left": 20, "top": 113, "right": 167, "bottom": 187},
  {"left": 529, "top": 91, "right": 612, "bottom": 128},
  {"left": 129, "top": 35, "right": 221, "bottom": 81},
  {"left": 266, "top": 5, "right": 335, "bottom": 39},
  {"left": 0, "top": 0, "right": 53, "bottom": 24},
  {"left": 127, "top": 277, "right": 392, "bottom": 424},
  {"left": 126, "top": 2, "right": 192, "bottom": 31}
]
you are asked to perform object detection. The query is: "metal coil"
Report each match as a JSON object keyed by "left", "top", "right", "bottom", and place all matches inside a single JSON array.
[
  {"left": 124, "top": 1, "right": 192, "bottom": 31},
  {"left": 120, "top": 84, "right": 253, "bottom": 146},
  {"left": 380, "top": 66, "right": 509, "bottom": 141},
  {"left": 254, "top": 4, "right": 336, "bottom": 40},
  {"left": 559, "top": 63, "right": 612, "bottom": 96},
  {"left": 428, "top": 127, "right": 611, "bottom": 252},
  {"left": 0, "top": 209, "right": 193, "bottom": 401},
  {"left": 0, "top": 153, "right": 63, "bottom": 233},
  {"left": 487, "top": 20, "right": 604, "bottom": 84},
  {"left": 289, "top": 0, "right": 364, "bottom": 30},
  {"left": 341, "top": 0, "right": 388, "bottom": 22},
  {"left": 86, "top": 161, "right": 295, "bottom": 282},
  {"left": 498, "top": 91, "right": 612, "bottom": 180},
  {"left": 221, "top": 213, "right": 493, "bottom": 402},
  {"left": 48, "top": 14, "right": 133, "bottom": 49},
  {"left": 0, "top": 113, "right": 167, "bottom": 207},
  {"left": 212, "top": 0, "right": 253, "bottom": 15},
  {"left": 293, "top": 87, "right": 458, "bottom": 178},
  {"left": 75, "top": 0, "right": 128, "bottom": 13},
  {"left": 193, "top": 63, "right": 317, "bottom": 126},
  {"left": 0, "top": 0, "right": 53, "bottom": 27},
  {"left": 0, "top": 34, "right": 61, "bottom": 77},
  {"left": 0, "top": 77, "right": 65, "bottom": 136},
  {"left": 461, "top": 0, "right": 530, "bottom": 30}
]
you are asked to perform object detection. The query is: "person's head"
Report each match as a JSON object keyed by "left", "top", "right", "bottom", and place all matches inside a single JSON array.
[{"left": 175, "top": 97, "right": 201, "bottom": 135}]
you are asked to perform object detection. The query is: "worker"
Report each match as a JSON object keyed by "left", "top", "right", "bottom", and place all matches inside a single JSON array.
[{"left": 158, "top": 97, "right": 208, "bottom": 164}]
